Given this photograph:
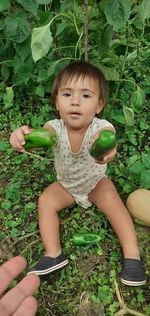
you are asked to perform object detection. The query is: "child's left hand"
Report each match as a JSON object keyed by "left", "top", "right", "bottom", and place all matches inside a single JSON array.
[
  {"left": 91, "top": 128, "right": 117, "bottom": 164},
  {"left": 94, "top": 145, "right": 117, "bottom": 164}
]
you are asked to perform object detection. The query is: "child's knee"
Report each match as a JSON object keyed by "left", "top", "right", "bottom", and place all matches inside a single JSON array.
[{"left": 38, "top": 191, "right": 49, "bottom": 208}]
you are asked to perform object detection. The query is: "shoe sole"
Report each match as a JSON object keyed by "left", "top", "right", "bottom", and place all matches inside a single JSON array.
[
  {"left": 27, "top": 259, "right": 69, "bottom": 276},
  {"left": 121, "top": 278, "right": 146, "bottom": 286}
]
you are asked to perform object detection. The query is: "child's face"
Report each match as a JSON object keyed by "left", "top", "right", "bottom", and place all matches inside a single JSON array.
[{"left": 55, "top": 76, "right": 104, "bottom": 130}]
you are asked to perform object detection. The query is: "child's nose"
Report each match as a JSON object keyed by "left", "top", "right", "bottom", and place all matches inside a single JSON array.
[{"left": 71, "top": 94, "right": 80, "bottom": 105}]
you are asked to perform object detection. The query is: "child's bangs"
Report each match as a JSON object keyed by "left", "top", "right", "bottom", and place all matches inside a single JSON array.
[{"left": 59, "top": 72, "right": 90, "bottom": 87}]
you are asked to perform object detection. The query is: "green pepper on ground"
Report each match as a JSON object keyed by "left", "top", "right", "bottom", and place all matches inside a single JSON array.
[
  {"left": 89, "top": 129, "right": 116, "bottom": 159},
  {"left": 72, "top": 233, "right": 101, "bottom": 246},
  {"left": 24, "top": 128, "right": 57, "bottom": 150}
]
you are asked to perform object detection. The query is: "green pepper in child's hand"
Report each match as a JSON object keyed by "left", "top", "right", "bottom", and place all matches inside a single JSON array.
[
  {"left": 24, "top": 128, "right": 57, "bottom": 150},
  {"left": 72, "top": 233, "right": 101, "bottom": 246},
  {"left": 90, "top": 129, "right": 116, "bottom": 159}
]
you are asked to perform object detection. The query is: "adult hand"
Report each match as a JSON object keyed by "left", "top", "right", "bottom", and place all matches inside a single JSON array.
[
  {"left": 9, "top": 126, "right": 32, "bottom": 152},
  {"left": 0, "top": 256, "right": 40, "bottom": 316}
]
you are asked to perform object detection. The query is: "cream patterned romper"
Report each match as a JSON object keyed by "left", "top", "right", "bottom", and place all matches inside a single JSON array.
[{"left": 46, "top": 117, "right": 114, "bottom": 209}]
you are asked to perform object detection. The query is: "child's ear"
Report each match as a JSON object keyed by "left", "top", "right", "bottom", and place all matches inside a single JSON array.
[
  {"left": 55, "top": 98, "right": 59, "bottom": 111},
  {"left": 96, "top": 100, "right": 105, "bottom": 114}
]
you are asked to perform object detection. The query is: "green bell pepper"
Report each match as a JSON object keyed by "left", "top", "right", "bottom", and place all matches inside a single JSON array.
[
  {"left": 72, "top": 233, "right": 101, "bottom": 246},
  {"left": 89, "top": 129, "right": 116, "bottom": 159},
  {"left": 24, "top": 128, "right": 57, "bottom": 150}
]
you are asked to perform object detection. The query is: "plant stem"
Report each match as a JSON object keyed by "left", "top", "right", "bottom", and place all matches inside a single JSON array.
[
  {"left": 125, "top": 307, "right": 147, "bottom": 316},
  {"left": 20, "top": 240, "right": 39, "bottom": 256},
  {"left": 83, "top": 0, "right": 88, "bottom": 61},
  {"left": 23, "top": 150, "right": 53, "bottom": 161},
  {"left": 13, "top": 230, "right": 39, "bottom": 246},
  {"left": 75, "top": 31, "right": 83, "bottom": 59},
  {"left": 115, "top": 281, "right": 147, "bottom": 316},
  {"left": 115, "top": 280, "right": 125, "bottom": 307},
  {"left": 112, "top": 23, "right": 129, "bottom": 105}
]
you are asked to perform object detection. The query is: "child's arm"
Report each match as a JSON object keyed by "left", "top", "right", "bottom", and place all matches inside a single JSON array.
[
  {"left": 9, "top": 126, "right": 33, "bottom": 152},
  {"left": 91, "top": 127, "right": 117, "bottom": 164}
]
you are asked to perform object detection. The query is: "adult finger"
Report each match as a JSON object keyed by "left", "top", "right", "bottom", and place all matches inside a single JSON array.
[
  {"left": 1, "top": 274, "right": 40, "bottom": 315},
  {"left": 0, "top": 256, "right": 27, "bottom": 294},
  {"left": 13, "top": 296, "right": 38, "bottom": 316}
]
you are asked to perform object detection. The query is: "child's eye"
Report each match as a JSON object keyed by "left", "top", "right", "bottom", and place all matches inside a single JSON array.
[
  {"left": 83, "top": 94, "right": 91, "bottom": 98},
  {"left": 63, "top": 92, "right": 71, "bottom": 97}
]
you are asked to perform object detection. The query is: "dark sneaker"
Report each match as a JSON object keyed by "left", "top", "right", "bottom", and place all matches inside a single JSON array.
[
  {"left": 27, "top": 253, "right": 69, "bottom": 276},
  {"left": 121, "top": 258, "right": 146, "bottom": 286}
]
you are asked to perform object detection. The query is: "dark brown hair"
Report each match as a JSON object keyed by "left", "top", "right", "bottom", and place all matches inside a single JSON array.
[{"left": 52, "top": 61, "right": 108, "bottom": 106}]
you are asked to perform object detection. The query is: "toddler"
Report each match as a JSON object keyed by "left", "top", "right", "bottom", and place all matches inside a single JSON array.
[{"left": 10, "top": 61, "right": 146, "bottom": 286}]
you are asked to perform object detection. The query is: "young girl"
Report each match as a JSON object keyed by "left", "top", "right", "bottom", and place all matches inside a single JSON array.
[{"left": 10, "top": 61, "right": 146, "bottom": 286}]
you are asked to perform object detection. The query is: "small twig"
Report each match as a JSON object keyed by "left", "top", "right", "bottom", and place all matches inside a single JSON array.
[
  {"left": 23, "top": 150, "right": 49, "bottom": 160},
  {"left": 115, "top": 310, "right": 125, "bottom": 315},
  {"left": 13, "top": 231, "right": 39, "bottom": 246},
  {"left": 125, "top": 307, "right": 147, "bottom": 316},
  {"left": 115, "top": 281, "right": 147, "bottom": 316},
  {"left": 115, "top": 280, "right": 125, "bottom": 308},
  {"left": 19, "top": 240, "right": 39, "bottom": 256}
]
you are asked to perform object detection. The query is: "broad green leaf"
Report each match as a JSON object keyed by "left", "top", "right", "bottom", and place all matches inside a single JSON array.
[
  {"left": 0, "top": 20, "right": 4, "bottom": 30},
  {"left": 16, "top": 38, "right": 31, "bottom": 62},
  {"left": 123, "top": 106, "right": 134, "bottom": 126},
  {"left": 5, "top": 14, "right": 30, "bottom": 43},
  {"left": 12, "top": 56, "right": 33, "bottom": 85},
  {"left": 37, "top": 64, "right": 49, "bottom": 82},
  {"left": 140, "top": 170, "right": 150, "bottom": 188},
  {"left": 3, "top": 86, "right": 14, "bottom": 108},
  {"left": 97, "top": 63, "right": 119, "bottom": 81},
  {"left": 104, "top": 0, "right": 131, "bottom": 30},
  {"left": 99, "top": 24, "right": 113, "bottom": 55},
  {"left": 0, "top": 0, "right": 10, "bottom": 11},
  {"left": 31, "top": 23, "right": 53, "bottom": 62},
  {"left": 56, "top": 21, "right": 67, "bottom": 37},
  {"left": 127, "top": 155, "right": 138, "bottom": 169},
  {"left": 111, "top": 114, "right": 125, "bottom": 125},
  {"left": 48, "top": 60, "right": 60, "bottom": 77},
  {"left": 126, "top": 50, "right": 137, "bottom": 62},
  {"left": 131, "top": 86, "right": 145, "bottom": 112},
  {"left": 142, "top": 153, "right": 150, "bottom": 169},
  {"left": 35, "top": 84, "right": 45, "bottom": 97},
  {"left": 137, "top": 0, "right": 150, "bottom": 22},
  {"left": 16, "top": 0, "right": 38, "bottom": 16},
  {"left": 1, "top": 65, "right": 10, "bottom": 81},
  {"left": 13, "top": 55, "right": 24, "bottom": 74},
  {"left": 128, "top": 162, "right": 145, "bottom": 175}
]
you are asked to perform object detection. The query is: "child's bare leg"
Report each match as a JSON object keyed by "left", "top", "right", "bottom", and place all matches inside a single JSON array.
[
  {"left": 38, "top": 181, "right": 75, "bottom": 258},
  {"left": 88, "top": 177, "right": 140, "bottom": 259},
  {"left": 27, "top": 182, "right": 75, "bottom": 275}
]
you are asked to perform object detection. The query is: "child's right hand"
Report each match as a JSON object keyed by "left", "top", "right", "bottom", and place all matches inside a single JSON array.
[{"left": 10, "top": 126, "right": 32, "bottom": 152}]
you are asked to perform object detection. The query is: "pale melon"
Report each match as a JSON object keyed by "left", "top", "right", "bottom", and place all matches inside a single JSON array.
[{"left": 126, "top": 189, "right": 150, "bottom": 226}]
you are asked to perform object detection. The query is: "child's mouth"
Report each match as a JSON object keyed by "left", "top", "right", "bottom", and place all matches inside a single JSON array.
[{"left": 69, "top": 112, "right": 81, "bottom": 118}]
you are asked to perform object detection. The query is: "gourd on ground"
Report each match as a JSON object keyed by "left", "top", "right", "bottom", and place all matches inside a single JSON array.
[{"left": 126, "top": 189, "right": 150, "bottom": 227}]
